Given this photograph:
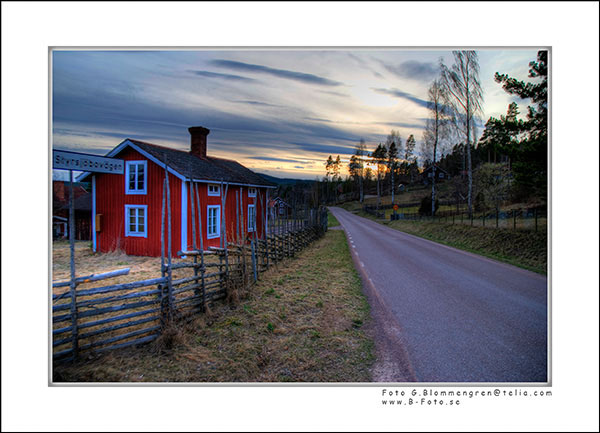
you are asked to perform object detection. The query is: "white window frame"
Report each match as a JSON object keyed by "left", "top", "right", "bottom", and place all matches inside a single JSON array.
[
  {"left": 207, "top": 184, "right": 220, "bottom": 197},
  {"left": 248, "top": 187, "right": 257, "bottom": 198},
  {"left": 124, "top": 205, "right": 148, "bottom": 237},
  {"left": 125, "top": 160, "right": 148, "bottom": 195},
  {"left": 207, "top": 205, "right": 221, "bottom": 239},
  {"left": 248, "top": 204, "right": 256, "bottom": 232}
]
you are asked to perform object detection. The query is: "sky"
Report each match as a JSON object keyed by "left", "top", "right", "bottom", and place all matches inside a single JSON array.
[{"left": 52, "top": 48, "right": 541, "bottom": 180}]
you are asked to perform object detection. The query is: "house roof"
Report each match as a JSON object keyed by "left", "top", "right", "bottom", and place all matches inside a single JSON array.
[
  {"left": 78, "top": 138, "right": 276, "bottom": 188},
  {"left": 269, "top": 197, "right": 290, "bottom": 207},
  {"left": 60, "top": 192, "right": 92, "bottom": 212},
  {"left": 53, "top": 181, "right": 89, "bottom": 204}
]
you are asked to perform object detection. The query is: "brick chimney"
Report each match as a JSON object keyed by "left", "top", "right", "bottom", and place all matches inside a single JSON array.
[{"left": 188, "top": 126, "right": 210, "bottom": 158}]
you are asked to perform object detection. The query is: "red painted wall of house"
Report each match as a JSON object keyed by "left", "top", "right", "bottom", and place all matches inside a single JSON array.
[
  {"left": 94, "top": 146, "right": 270, "bottom": 257},
  {"left": 184, "top": 184, "right": 268, "bottom": 250},
  {"left": 95, "top": 147, "right": 182, "bottom": 257}
]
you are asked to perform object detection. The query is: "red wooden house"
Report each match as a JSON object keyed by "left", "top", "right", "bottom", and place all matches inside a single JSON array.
[{"left": 78, "top": 126, "right": 276, "bottom": 257}]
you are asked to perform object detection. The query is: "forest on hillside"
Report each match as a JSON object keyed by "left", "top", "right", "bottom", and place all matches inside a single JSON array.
[{"left": 280, "top": 50, "right": 548, "bottom": 217}]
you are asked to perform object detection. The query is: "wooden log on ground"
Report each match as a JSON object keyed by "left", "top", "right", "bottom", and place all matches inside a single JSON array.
[
  {"left": 52, "top": 268, "right": 131, "bottom": 289},
  {"left": 177, "top": 250, "right": 217, "bottom": 257}
]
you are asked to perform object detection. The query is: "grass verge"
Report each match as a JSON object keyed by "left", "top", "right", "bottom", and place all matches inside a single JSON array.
[
  {"left": 381, "top": 216, "right": 546, "bottom": 274},
  {"left": 327, "top": 209, "right": 341, "bottom": 227},
  {"left": 53, "top": 230, "right": 374, "bottom": 382},
  {"left": 342, "top": 206, "right": 547, "bottom": 275}
]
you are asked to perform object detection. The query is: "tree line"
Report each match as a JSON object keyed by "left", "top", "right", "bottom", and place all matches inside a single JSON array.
[{"left": 317, "top": 50, "right": 547, "bottom": 216}]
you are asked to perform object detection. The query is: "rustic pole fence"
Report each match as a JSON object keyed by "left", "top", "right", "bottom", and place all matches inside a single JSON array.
[{"left": 54, "top": 199, "right": 326, "bottom": 363}]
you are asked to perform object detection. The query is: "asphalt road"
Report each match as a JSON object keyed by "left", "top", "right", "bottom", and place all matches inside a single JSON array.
[{"left": 329, "top": 207, "right": 548, "bottom": 383}]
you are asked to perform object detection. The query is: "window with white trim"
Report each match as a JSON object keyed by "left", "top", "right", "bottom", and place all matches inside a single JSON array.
[
  {"left": 125, "top": 205, "right": 147, "bottom": 237},
  {"left": 248, "top": 204, "right": 256, "bottom": 232},
  {"left": 208, "top": 184, "right": 220, "bottom": 196},
  {"left": 248, "top": 187, "right": 257, "bottom": 198},
  {"left": 125, "top": 161, "right": 147, "bottom": 194},
  {"left": 207, "top": 205, "right": 220, "bottom": 239}
]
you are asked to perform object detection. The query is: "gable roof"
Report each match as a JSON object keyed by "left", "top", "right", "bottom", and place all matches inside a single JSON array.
[
  {"left": 53, "top": 181, "right": 89, "bottom": 204},
  {"left": 78, "top": 139, "right": 276, "bottom": 188},
  {"left": 60, "top": 192, "right": 92, "bottom": 212}
]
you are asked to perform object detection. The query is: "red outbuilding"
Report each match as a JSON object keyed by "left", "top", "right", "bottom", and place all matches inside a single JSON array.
[{"left": 78, "top": 126, "right": 276, "bottom": 257}]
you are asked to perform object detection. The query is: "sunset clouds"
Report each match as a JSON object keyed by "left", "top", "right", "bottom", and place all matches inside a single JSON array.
[{"left": 52, "top": 49, "right": 540, "bottom": 179}]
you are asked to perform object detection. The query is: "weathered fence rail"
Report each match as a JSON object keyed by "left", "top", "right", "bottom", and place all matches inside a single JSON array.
[
  {"left": 52, "top": 207, "right": 328, "bottom": 363},
  {"left": 374, "top": 205, "right": 547, "bottom": 232}
]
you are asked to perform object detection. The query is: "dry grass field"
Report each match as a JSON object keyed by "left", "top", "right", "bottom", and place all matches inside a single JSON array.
[
  {"left": 52, "top": 240, "right": 162, "bottom": 288},
  {"left": 52, "top": 229, "right": 374, "bottom": 382}
]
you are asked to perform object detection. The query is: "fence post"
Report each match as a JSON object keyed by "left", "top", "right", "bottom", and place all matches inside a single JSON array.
[
  {"left": 160, "top": 177, "right": 167, "bottom": 327},
  {"left": 191, "top": 183, "right": 206, "bottom": 312},
  {"left": 535, "top": 208, "right": 538, "bottom": 232},
  {"left": 496, "top": 210, "right": 499, "bottom": 228},
  {"left": 251, "top": 240, "right": 258, "bottom": 282},
  {"left": 513, "top": 210, "right": 517, "bottom": 230},
  {"left": 68, "top": 171, "right": 78, "bottom": 361},
  {"left": 189, "top": 178, "right": 200, "bottom": 303},
  {"left": 164, "top": 160, "right": 173, "bottom": 322}
]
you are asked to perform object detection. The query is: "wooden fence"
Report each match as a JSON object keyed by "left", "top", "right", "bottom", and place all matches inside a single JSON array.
[
  {"left": 53, "top": 159, "right": 329, "bottom": 363},
  {"left": 365, "top": 205, "right": 547, "bottom": 232},
  {"left": 52, "top": 217, "right": 327, "bottom": 363}
]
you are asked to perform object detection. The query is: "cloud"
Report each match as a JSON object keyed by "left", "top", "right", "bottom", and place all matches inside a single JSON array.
[
  {"left": 232, "top": 100, "right": 280, "bottom": 107},
  {"left": 303, "top": 117, "right": 333, "bottom": 123},
  {"left": 248, "top": 156, "right": 309, "bottom": 164},
  {"left": 53, "top": 77, "right": 363, "bottom": 160},
  {"left": 210, "top": 59, "right": 343, "bottom": 86},
  {"left": 317, "top": 90, "right": 351, "bottom": 98},
  {"left": 188, "top": 70, "right": 256, "bottom": 82},
  {"left": 371, "top": 87, "right": 430, "bottom": 109},
  {"left": 377, "top": 121, "right": 426, "bottom": 130},
  {"left": 288, "top": 141, "right": 356, "bottom": 156},
  {"left": 382, "top": 60, "right": 438, "bottom": 81},
  {"left": 347, "top": 53, "right": 385, "bottom": 79}
]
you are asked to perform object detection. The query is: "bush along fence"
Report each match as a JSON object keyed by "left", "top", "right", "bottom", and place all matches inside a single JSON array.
[
  {"left": 52, "top": 162, "right": 328, "bottom": 364},
  {"left": 364, "top": 204, "right": 547, "bottom": 232}
]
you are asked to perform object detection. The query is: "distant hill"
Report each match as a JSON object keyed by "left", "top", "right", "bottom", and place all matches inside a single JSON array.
[{"left": 257, "top": 173, "right": 316, "bottom": 186}]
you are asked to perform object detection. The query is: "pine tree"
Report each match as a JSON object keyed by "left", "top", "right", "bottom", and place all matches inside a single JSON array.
[
  {"left": 494, "top": 50, "right": 548, "bottom": 199},
  {"left": 405, "top": 134, "right": 416, "bottom": 162},
  {"left": 387, "top": 140, "right": 399, "bottom": 205},
  {"left": 371, "top": 143, "right": 388, "bottom": 208}
]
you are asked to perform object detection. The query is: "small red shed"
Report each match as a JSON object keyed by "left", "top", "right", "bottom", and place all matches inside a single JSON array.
[{"left": 78, "top": 126, "right": 276, "bottom": 257}]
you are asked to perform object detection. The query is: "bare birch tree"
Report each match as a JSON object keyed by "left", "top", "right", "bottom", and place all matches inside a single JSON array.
[
  {"left": 422, "top": 79, "right": 452, "bottom": 216},
  {"left": 440, "top": 51, "right": 484, "bottom": 217}
]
